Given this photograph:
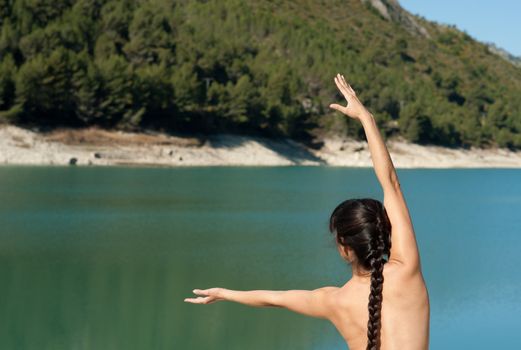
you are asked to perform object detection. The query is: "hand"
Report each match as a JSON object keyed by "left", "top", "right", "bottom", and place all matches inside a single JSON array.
[
  {"left": 184, "top": 288, "right": 225, "bottom": 304},
  {"left": 329, "top": 73, "right": 371, "bottom": 120}
]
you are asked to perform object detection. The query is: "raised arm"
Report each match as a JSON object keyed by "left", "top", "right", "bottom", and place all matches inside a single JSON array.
[
  {"left": 184, "top": 287, "right": 337, "bottom": 319},
  {"left": 330, "top": 74, "right": 421, "bottom": 273}
]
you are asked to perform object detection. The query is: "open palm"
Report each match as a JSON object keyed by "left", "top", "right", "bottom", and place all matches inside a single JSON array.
[
  {"left": 184, "top": 288, "right": 224, "bottom": 305},
  {"left": 329, "top": 74, "right": 369, "bottom": 120}
]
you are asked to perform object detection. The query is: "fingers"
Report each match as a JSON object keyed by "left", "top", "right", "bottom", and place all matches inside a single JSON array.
[
  {"left": 329, "top": 103, "right": 346, "bottom": 113},
  {"left": 337, "top": 73, "right": 347, "bottom": 89},
  {"left": 334, "top": 74, "right": 356, "bottom": 99},
  {"left": 184, "top": 288, "right": 214, "bottom": 304},
  {"left": 334, "top": 75, "right": 350, "bottom": 98},
  {"left": 331, "top": 74, "right": 358, "bottom": 116},
  {"left": 339, "top": 74, "right": 356, "bottom": 95},
  {"left": 184, "top": 296, "right": 213, "bottom": 304},
  {"left": 193, "top": 289, "right": 209, "bottom": 296}
]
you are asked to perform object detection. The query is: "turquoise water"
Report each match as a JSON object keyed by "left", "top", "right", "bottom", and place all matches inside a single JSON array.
[{"left": 0, "top": 167, "right": 520, "bottom": 349}]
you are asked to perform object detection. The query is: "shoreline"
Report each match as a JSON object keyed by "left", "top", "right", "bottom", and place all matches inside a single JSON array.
[{"left": 1, "top": 125, "right": 521, "bottom": 168}]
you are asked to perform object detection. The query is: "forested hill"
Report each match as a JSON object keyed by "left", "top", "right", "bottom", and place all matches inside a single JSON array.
[{"left": 0, "top": 0, "right": 520, "bottom": 148}]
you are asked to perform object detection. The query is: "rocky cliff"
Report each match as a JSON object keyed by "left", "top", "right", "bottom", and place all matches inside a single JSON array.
[{"left": 361, "top": 0, "right": 430, "bottom": 37}]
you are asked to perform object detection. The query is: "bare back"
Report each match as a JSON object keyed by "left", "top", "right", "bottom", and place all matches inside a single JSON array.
[{"left": 325, "top": 262, "right": 430, "bottom": 350}]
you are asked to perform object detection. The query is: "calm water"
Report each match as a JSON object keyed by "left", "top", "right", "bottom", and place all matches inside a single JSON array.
[{"left": 0, "top": 167, "right": 520, "bottom": 349}]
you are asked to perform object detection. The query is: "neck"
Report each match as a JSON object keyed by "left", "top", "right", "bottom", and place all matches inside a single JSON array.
[{"left": 351, "top": 263, "right": 371, "bottom": 280}]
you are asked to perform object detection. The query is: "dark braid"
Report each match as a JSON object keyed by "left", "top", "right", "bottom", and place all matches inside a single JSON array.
[
  {"left": 329, "top": 198, "right": 392, "bottom": 350},
  {"left": 366, "top": 233, "right": 385, "bottom": 350}
]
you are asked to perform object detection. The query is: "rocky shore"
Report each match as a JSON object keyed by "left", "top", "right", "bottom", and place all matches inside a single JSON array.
[{"left": 1, "top": 125, "right": 520, "bottom": 168}]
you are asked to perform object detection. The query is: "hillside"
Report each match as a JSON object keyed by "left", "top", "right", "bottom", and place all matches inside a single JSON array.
[{"left": 0, "top": 0, "right": 520, "bottom": 148}]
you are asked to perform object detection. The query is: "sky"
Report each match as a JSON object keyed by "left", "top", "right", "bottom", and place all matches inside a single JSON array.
[{"left": 399, "top": 0, "right": 521, "bottom": 57}]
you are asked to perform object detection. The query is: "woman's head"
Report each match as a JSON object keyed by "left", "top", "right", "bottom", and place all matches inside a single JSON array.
[
  {"left": 329, "top": 198, "right": 392, "bottom": 350},
  {"left": 329, "top": 198, "right": 391, "bottom": 270}
]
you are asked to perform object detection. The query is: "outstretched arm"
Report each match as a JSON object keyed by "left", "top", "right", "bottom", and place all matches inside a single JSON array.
[
  {"left": 184, "top": 287, "right": 336, "bottom": 319},
  {"left": 330, "top": 74, "right": 421, "bottom": 273}
]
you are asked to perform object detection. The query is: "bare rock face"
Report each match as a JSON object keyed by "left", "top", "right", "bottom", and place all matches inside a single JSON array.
[
  {"left": 486, "top": 42, "right": 521, "bottom": 67},
  {"left": 361, "top": 0, "right": 430, "bottom": 38}
]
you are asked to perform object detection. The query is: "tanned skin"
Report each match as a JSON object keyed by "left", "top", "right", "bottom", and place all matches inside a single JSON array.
[{"left": 185, "top": 74, "right": 430, "bottom": 350}]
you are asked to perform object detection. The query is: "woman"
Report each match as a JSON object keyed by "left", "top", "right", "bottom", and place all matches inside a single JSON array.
[{"left": 185, "top": 74, "right": 430, "bottom": 350}]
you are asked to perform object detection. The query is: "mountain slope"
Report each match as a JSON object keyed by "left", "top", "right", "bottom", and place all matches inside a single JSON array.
[
  {"left": 0, "top": 0, "right": 520, "bottom": 148},
  {"left": 486, "top": 42, "right": 521, "bottom": 67}
]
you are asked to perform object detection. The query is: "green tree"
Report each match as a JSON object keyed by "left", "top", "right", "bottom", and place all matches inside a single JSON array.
[
  {"left": 12, "top": 0, "right": 75, "bottom": 34},
  {"left": 0, "top": 0, "right": 12, "bottom": 27},
  {"left": 95, "top": 54, "right": 138, "bottom": 127},
  {"left": 0, "top": 19, "right": 18, "bottom": 58},
  {"left": 134, "top": 64, "right": 174, "bottom": 127},
  {"left": 73, "top": 51, "right": 102, "bottom": 125},
  {"left": 0, "top": 55, "right": 16, "bottom": 111},
  {"left": 19, "top": 20, "right": 84, "bottom": 60},
  {"left": 123, "top": 2, "right": 176, "bottom": 66},
  {"left": 96, "top": 0, "right": 134, "bottom": 55},
  {"left": 15, "top": 48, "right": 76, "bottom": 124},
  {"left": 171, "top": 62, "right": 201, "bottom": 111}
]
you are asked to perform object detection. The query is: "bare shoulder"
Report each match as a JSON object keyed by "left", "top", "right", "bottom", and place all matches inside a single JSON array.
[
  {"left": 318, "top": 286, "right": 341, "bottom": 300},
  {"left": 310, "top": 286, "right": 341, "bottom": 304},
  {"left": 314, "top": 286, "right": 343, "bottom": 318},
  {"left": 325, "top": 281, "right": 360, "bottom": 310}
]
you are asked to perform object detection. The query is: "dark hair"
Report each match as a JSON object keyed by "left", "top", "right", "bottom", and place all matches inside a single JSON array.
[{"left": 329, "top": 198, "right": 392, "bottom": 350}]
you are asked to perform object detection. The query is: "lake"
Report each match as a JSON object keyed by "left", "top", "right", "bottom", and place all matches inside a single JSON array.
[{"left": 0, "top": 166, "right": 520, "bottom": 349}]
